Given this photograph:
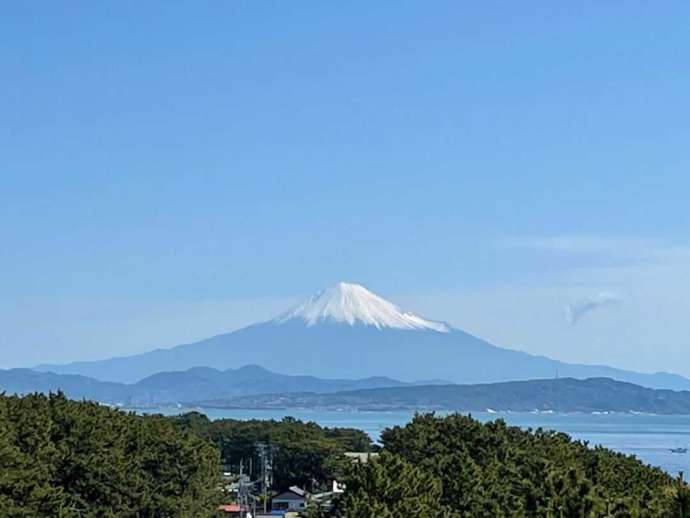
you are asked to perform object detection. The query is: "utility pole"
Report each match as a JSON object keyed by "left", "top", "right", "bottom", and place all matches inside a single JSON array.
[
  {"left": 257, "top": 443, "right": 268, "bottom": 513},
  {"left": 261, "top": 449, "right": 266, "bottom": 513},
  {"left": 256, "top": 442, "right": 275, "bottom": 514}
]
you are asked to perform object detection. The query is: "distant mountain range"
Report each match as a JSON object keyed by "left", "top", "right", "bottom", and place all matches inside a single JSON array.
[
  {"left": 194, "top": 377, "right": 690, "bottom": 415},
  {"left": 34, "top": 282, "right": 690, "bottom": 390},
  {"left": 0, "top": 365, "right": 446, "bottom": 406},
  {"left": 7, "top": 366, "right": 690, "bottom": 415}
]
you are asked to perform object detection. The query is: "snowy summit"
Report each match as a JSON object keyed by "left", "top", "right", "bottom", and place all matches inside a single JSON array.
[{"left": 274, "top": 282, "right": 451, "bottom": 332}]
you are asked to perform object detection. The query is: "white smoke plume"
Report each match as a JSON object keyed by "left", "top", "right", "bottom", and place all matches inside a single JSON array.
[{"left": 565, "top": 292, "right": 621, "bottom": 326}]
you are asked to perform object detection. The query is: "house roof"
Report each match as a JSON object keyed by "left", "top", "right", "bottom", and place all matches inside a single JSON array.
[
  {"left": 273, "top": 486, "right": 307, "bottom": 499},
  {"left": 289, "top": 486, "right": 306, "bottom": 497}
]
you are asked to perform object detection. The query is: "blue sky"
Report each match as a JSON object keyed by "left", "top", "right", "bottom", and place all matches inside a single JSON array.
[{"left": 2, "top": 2, "right": 690, "bottom": 373}]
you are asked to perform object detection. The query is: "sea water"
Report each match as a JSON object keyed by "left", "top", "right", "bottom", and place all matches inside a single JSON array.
[{"left": 139, "top": 407, "right": 690, "bottom": 476}]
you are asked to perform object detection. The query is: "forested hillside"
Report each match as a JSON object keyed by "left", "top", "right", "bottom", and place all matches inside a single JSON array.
[
  {"left": 3, "top": 394, "right": 690, "bottom": 517},
  {"left": 331, "top": 413, "right": 690, "bottom": 517},
  {"left": 0, "top": 392, "right": 220, "bottom": 517}
]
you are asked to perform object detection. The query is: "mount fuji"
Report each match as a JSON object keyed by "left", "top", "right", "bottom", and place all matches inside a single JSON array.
[
  {"left": 36, "top": 282, "right": 690, "bottom": 389},
  {"left": 274, "top": 282, "right": 451, "bottom": 332}
]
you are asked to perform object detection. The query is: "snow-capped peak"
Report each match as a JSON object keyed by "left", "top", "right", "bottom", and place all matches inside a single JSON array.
[{"left": 273, "top": 282, "right": 451, "bottom": 332}]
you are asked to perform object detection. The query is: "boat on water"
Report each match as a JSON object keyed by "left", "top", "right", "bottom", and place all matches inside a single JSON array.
[{"left": 670, "top": 448, "right": 688, "bottom": 454}]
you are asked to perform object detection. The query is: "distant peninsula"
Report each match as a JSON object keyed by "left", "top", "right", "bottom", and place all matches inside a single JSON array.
[{"left": 191, "top": 377, "right": 690, "bottom": 415}]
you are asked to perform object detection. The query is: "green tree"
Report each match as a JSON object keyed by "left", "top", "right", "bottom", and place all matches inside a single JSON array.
[
  {"left": 336, "top": 451, "right": 454, "bottom": 518},
  {"left": 0, "top": 392, "right": 221, "bottom": 517}
]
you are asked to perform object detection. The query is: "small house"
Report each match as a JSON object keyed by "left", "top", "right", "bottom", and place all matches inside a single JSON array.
[{"left": 271, "top": 486, "right": 307, "bottom": 513}]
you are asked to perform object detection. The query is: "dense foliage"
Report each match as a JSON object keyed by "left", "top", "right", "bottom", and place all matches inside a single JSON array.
[
  {"left": 335, "top": 413, "right": 690, "bottom": 517},
  {"left": 171, "top": 412, "right": 373, "bottom": 492},
  {"left": 5, "top": 395, "right": 690, "bottom": 517},
  {"left": 0, "top": 393, "right": 220, "bottom": 517}
]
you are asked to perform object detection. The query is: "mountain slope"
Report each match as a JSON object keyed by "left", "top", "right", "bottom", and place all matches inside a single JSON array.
[
  {"left": 196, "top": 377, "right": 690, "bottom": 414},
  {"left": 0, "top": 365, "right": 432, "bottom": 406},
  {"left": 0, "top": 368, "right": 128, "bottom": 400},
  {"left": 35, "top": 282, "right": 690, "bottom": 389}
]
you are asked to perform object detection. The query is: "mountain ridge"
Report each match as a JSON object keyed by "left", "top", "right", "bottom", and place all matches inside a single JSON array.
[
  {"left": 33, "top": 282, "right": 690, "bottom": 390},
  {"left": 193, "top": 377, "right": 690, "bottom": 415},
  {"left": 0, "top": 364, "right": 446, "bottom": 406},
  {"left": 8, "top": 367, "right": 690, "bottom": 414}
]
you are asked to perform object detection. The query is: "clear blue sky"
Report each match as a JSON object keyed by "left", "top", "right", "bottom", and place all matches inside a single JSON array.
[{"left": 2, "top": 2, "right": 690, "bottom": 373}]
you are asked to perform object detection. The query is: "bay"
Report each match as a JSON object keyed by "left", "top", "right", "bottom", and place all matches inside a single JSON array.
[{"left": 138, "top": 407, "right": 690, "bottom": 476}]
